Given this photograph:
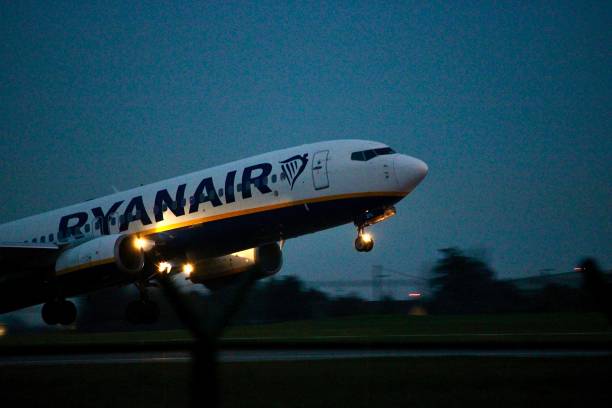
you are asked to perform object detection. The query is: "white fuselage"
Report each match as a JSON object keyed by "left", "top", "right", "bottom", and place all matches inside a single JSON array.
[{"left": 0, "top": 140, "right": 426, "bottom": 249}]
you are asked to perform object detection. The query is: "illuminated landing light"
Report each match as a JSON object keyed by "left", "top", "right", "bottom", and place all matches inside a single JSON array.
[
  {"left": 408, "top": 292, "right": 422, "bottom": 298},
  {"left": 158, "top": 262, "right": 172, "bottom": 274},
  {"left": 0, "top": 325, "right": 6, "bottom": 337},
  {"left": 182, "top": 263, "right": 194, "bottom": 277},
  {"left": 134, "top": 237, "right": 155, "bottom": 251},
  {"left": 360, "top": 232, "right": 373, "bottom": 243}
]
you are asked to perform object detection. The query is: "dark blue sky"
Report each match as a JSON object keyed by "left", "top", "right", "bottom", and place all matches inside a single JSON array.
[{"left": 1, "top": 1, "right": 610, "bottom": 293}]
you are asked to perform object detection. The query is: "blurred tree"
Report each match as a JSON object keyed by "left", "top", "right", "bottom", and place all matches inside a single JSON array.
[
  {"left": 429, "top": 248, "right": 522, "bottom": 313},
  {"left": 327, "top": 293, "right": 369, "bottom": 317},
  {"left": 262, "top": 276, "right": 321, "bottom": 321}
]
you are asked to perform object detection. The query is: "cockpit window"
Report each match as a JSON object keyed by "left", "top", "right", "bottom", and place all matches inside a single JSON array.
[
  {"left": 365, "top": 149, "right": 377, "bottom": 161},
  {"left": 350, "top": 151, "right": 365, "bottom": 161},
  {"left": 374, "top": 147, "right": 395, "bottom": 156},
  {"left": 350, "top": 147, "right": 396, "bottom": 161}
]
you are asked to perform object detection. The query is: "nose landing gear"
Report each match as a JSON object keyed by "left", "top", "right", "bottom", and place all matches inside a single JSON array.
[
  {"left": 355, "top": 227, "right": 374, "bottom": 252},
  {"left": 353, "top": 207, "right": 395, "bottom": 253}
]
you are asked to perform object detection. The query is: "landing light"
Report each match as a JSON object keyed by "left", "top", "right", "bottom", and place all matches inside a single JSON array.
[
  {"left": 182, "top": 263, "right": 194, "bottom": 277},
  {"left": 360, "top": 233, "right": 373, "bottom": 243},
  {"left": 158, "top": 262, "right": 172, "bottom": 274},
  {"left": 133, "top": 237, "right": 155, "bottom": 251}
]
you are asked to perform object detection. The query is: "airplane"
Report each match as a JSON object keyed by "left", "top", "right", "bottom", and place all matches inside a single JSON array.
[{"left": 0, "top": 140, "right": 428, "bottom": 325}]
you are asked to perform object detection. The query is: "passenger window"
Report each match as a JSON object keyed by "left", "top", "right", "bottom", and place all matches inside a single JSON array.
[
  {"left": 41, "top": 236, "right": 46, "bottom": 243},
  {"left": 33, "top": 238, "right": 37, "bottom": 243},
  {"left": 280, "top": 172, "right": 287, "bottom": 180},
  {"left": 272, "top": 174, "right": 277, "bottom": 183},
  {"left": 162, "top": 203, "right": 168, "bottom": 211},
  {"left": 85, "top": 224, "right": 91, "bottom": 233},
  {"left": 237, "top": 183, "right": 242, "bottom": 192},
  {"left": 110, "top": 217, "right": 116, "bottom": 226},
  {"left": 49, "top": 233, "right": 54, "bottom": 242},
  {"left": 218, "top": 188, "right": 224, "bottom": 197}
]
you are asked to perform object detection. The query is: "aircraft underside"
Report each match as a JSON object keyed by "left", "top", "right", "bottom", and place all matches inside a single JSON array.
[{"left": 0, "top": 193, "right": 400, "bottom": 319}]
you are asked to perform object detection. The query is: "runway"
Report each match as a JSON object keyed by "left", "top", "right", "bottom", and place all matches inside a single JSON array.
[{"left": 1, "top": 348, "right": 610, "bottom": 366}]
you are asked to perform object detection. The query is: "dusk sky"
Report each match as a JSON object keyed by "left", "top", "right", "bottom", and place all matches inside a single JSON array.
[{"left": 1, "top": 1, "right": 610, "bottom": 299}]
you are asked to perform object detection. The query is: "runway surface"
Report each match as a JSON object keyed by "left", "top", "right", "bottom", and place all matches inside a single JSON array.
[{"left": 1, "top": 348, "right": 610, "bottom": 366}]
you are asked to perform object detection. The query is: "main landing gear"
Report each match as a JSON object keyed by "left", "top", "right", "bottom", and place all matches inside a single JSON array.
[
  {"left": 125, "top": 281, "right": 160, "bottom": 324},
  {"left": 355, "top": 226, "right": 374, "bottom": 252},
  {"left": 42, "top": 299, "right": 77, "bottom": 325}
]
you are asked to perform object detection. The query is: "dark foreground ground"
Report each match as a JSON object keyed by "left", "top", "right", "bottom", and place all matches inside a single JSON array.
[
  {"left": 1, "top": 313, "right": 611, "bottom": 407},
  {"left": 1, "top": 356, "right": 611, "bottom": 407},
  {"left": 2, "top": 312, "right": 611, "bottom": 346}
]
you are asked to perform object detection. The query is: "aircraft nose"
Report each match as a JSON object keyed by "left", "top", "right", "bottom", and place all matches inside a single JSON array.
[{"left": 394, "top": 155, "right": 428, "bottom": 192}]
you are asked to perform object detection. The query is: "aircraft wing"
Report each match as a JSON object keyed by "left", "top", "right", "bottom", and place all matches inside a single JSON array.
[{"left": 0, "top": 242, "right": 60, "bottom": 264}]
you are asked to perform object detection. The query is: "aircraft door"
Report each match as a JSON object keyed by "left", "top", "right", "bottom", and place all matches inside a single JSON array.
[
  {"left": 78, "top": 217, "right": 103, "bottom": 266},
  {"left": 106, "top": 213, "right": 120, "bottom": 235},
  {"left": 90, "top": 217, "right": 104, "bottom": 238},
  {"left": 312, "top": 150, "right": 330, "bottom": 190}
]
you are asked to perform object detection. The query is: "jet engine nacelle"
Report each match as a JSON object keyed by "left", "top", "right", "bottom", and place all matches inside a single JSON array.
[
  {"left": 188, "top": 242, "right": 283, "bottom": 286},
  {"left": 55, "top": 234, "right": 145, "bottom": 276}
]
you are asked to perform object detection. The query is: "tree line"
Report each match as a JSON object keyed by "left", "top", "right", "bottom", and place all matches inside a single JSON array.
[{"left": 71, "top": 247, "right": 604, "bottom": 331}]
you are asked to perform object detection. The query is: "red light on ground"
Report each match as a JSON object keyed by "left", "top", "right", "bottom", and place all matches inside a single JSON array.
[{"left": 408, "top": 292, "right": 422, "bottom": 298}]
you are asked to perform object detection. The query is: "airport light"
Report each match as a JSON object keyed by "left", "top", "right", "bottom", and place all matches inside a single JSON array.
[
  {"left": 182, "top": 263, "right": 194, "bottom": 277},
  {"left": 158, "top": 261, "right": 172, "bottom": 274}
]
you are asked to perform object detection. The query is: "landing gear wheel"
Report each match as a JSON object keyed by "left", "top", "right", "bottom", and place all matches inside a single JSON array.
[
  {"left": 354, "top": 227, "right": 374, "bottom": 252},
  {"left": 355, "top": 236, "right": 374, "bottom": 252},
  {"left": 141, "top": 301, "right": 160, "bottom": 324},
  {"left": 42, "top": 302, "right": 59, "bottom": 325},
  {"left": 42, "top": 300, "right": 77, "bottom": 325},
  {"left": 126, "top": 300, "right": 160, "bottom": 324},
  {"left": 57, "top": 300, "right": 77, "bottom": 325},
  {"left": 126, "top": 300, "right": 140, "bottom": 324}
]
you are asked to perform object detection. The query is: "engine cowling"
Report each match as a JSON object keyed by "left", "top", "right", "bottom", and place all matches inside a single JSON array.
[
  {"left": 188, "top": 242, "right": 283, "bottom": 286},
  {"left": 55, "top": 234, "right": 145, "bottom": 276}
]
